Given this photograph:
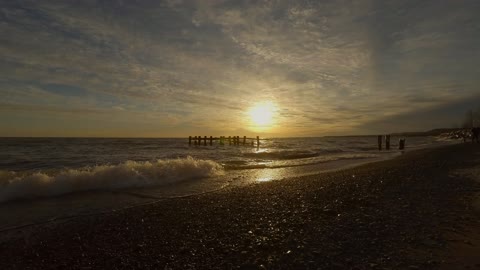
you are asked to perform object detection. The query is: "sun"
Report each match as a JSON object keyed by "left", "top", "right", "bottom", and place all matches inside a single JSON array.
[{"left": 248, "top": 101, "right": 276, "bottom": 127}]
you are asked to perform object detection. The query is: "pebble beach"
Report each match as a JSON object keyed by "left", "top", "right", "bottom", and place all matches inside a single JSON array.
[{"left": 1, "top": 143, "right": 479, "bottom": 269}]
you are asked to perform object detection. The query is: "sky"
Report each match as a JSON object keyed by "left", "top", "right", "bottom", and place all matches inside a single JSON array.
[{"left": 1, "top": 0, "right": 479, "bottom": 137}]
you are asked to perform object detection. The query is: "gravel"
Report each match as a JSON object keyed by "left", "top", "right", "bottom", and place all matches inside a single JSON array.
[{"left": 1, "top": 144, "right": 479, "bottom": 269}]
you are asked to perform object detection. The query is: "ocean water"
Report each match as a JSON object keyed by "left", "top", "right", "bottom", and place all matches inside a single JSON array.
[
  {"left": 0, "top": 136, "right": 452, "bottom": 202},
  {"left": 0, "top": 136, "right": 455, "bottom": 230}
]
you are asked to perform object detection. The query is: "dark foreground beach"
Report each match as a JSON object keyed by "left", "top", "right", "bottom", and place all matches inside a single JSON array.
[{"left": 1, "top": 144, "right": 479, "bottom": 269}]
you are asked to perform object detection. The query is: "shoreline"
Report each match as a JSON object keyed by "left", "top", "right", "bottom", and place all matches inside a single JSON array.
[
  {"left": 1, "top": 144, "right": 479, "bottom": 269},
  {"left": 0, "top": 149, "right": 401, "bottom": 232}
]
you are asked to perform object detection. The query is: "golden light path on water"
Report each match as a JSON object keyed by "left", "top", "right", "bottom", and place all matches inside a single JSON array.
[{"left": 256, "top": 170, "right": 277, "bottom": 182}]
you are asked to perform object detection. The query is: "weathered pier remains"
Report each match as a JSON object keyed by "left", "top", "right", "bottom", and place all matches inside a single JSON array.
[
  {"left": 189, "top": 136, "right": 260, "bottom": 147},
  {"left": 385, "top": 135, "right": 391, "bottom": 150},
  {"left": 377, "top": 134, "right": 405, "bottom": 151}
]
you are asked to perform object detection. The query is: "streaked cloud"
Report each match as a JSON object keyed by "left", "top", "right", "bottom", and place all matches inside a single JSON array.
[{"left": 1, "top": 0, "right": 479, "bottom": 137}]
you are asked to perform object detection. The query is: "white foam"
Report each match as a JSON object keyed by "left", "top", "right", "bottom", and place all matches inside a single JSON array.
[{"left": 0, "top": 157, "right": 224, "bottom": 203}]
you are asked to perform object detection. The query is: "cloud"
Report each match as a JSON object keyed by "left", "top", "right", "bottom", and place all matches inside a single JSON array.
[
  {"left": 359, "top": 94, "right": 480, "bottom": 134},
  {"left": 1, "top": 0, "right": 479, "bottom": 136}
]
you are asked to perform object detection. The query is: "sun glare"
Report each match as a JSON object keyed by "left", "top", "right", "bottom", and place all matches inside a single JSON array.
[{"left": 248, "top": 101, "right": 276, "bottom": 127}]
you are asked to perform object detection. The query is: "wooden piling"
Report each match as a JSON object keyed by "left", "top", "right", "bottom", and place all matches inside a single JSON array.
[
  {"left": 385, "top": 135, "right": 391, "bottom": 150},
  {"left": 399, "top": 138, "right": 405, "bottom": 150},
  {"left": 377, "top": 135, "right": 382, "bottom": 151},
  {"left": 188, "top": 135, "right": 260, "bottom": 147}
]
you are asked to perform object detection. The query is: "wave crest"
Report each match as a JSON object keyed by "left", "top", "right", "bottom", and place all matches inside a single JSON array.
[{"left": 0, "top": 157, "right": 223, "bottom": 203}]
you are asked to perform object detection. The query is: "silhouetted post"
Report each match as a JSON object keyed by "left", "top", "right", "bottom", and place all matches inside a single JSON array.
[
  {"left": 198, "top": 135, "right": 201, "bottom": 146},
  {"left": 194, "top": 136, "right": 198, "bottom": 146},
  {"left": 377, "top": 135, "right": 382, "bottom": 150},
  {"left": 228, "top": 136, "right": 232, "bottom": 145},
  {"left": 257, "top": 136, "right": 260, "bottom": 148},
  {"left": 210, "top": 136, "right": 213, "bottom": 146},
  {"left": 399, "top": 138, "right": 405, "bottom": 150},
  {"left": 385, "top": 135, "right": 391, "bottom": 150},
  {"left": 189, "top": 136, "right": 192, "bottom": 146},
  {"left": 472, "top": 110, "right": 474, "bottom": 129},
  {"left": 243, "top": 136, "right": 246, "bottom": 145},
  {"left": 203, "top": 136, "right": 207, "bottom": 146},
  {"left": 237, "top": 136, "right": 240, "bottom": 146}
]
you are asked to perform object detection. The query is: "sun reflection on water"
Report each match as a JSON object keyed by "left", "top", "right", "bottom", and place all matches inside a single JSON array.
[{"left": 255, "top": 168, "right": 282, "bottom": 182}]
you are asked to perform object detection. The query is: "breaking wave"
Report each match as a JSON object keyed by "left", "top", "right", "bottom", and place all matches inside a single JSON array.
[{"left": 0, "top": 157, "right": 224, "bottom": 203}]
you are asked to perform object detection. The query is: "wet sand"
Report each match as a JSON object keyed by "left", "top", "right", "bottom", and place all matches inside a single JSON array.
[{"left": 1, "top": 144, "right": 479, "bottom": 269}]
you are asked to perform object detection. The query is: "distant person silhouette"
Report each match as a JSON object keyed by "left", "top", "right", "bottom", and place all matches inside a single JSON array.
[{"left": 473, "top": 127, "right": 479, "bottom": 143}]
